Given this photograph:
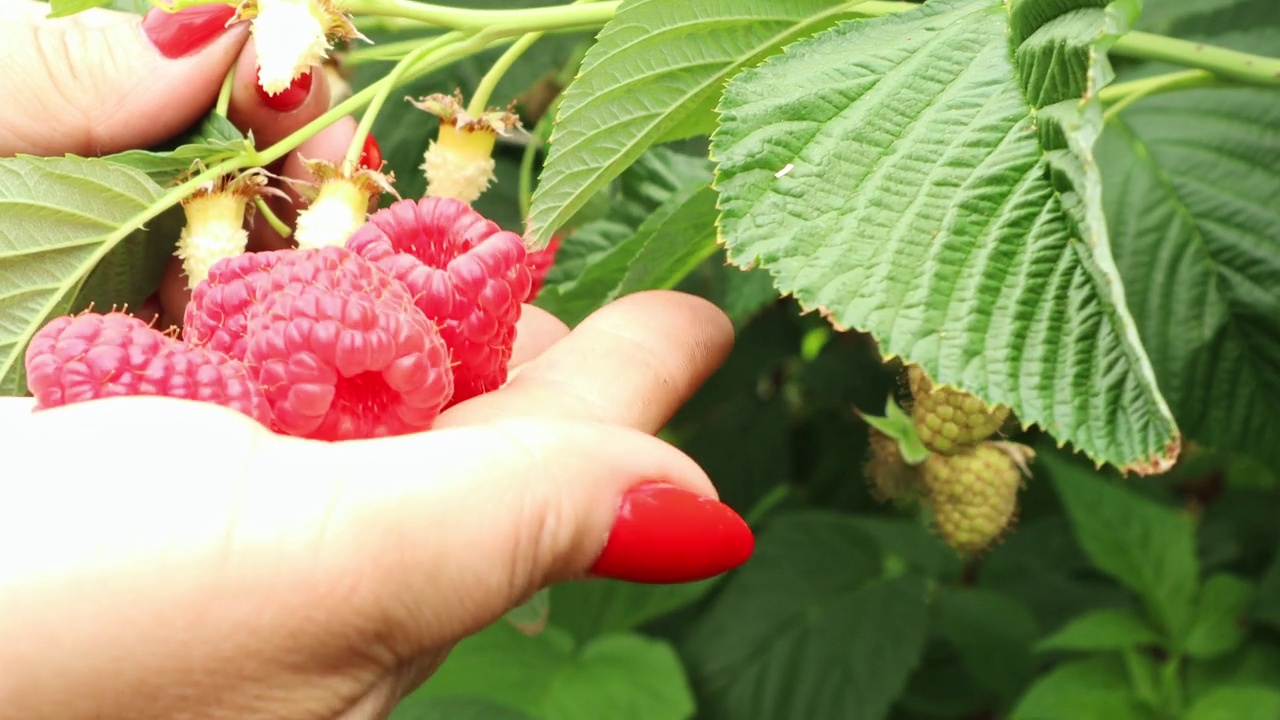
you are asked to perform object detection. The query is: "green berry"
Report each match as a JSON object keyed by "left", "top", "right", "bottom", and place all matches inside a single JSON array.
[
  {"left": 907, "top": 365, "right": 1011, "bottom": 454},
  {"left": 921, "top": 442, "right": 1030, "bottom": 555}
]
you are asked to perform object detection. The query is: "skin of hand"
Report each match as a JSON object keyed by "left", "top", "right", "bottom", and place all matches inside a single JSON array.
[
  {"left": 0, "top": 291, "right": 736, "bottom": 720},
  {"left": 0, "top": 4, "right": 742, "bottom": 718}
]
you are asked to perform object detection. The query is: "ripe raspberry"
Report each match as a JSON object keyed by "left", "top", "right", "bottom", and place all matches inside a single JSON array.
[
  {"left": 525, "top": 233, "right": 562, "bottom": 301},
  {"left": 25, "top": 312, "right": 270, "bottom": 426},
  {"left": 183, "top": 246, "right": 454, "bottom": 440},
  {"left": 346, "top": 196, "right": 532, "bottom": 404},
  {"left": 921, "top": 442, "right": 1030, "bottom": 555},
  {"left": 865, "top": 429, "right": 922, "bottom": 502},
  {"left": 907, "top": 365, "right": 1010, "bottom": 454}
]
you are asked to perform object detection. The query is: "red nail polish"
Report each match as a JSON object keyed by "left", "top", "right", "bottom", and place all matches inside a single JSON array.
[
  {"left": 142, "top": 3, "right": 238, "bottom": 59},
  {"left": 256, "top": 70, "right": 313, "bottom": 113},
  {"left": 589, "top": 482, "right": 754, "bottom": 584},
  {"left": 358, "top": 134, "right": 383, "bottom": 171}
]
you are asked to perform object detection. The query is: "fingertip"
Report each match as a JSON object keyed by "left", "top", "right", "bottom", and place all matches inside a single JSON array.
[{"left": 226, "top": 38, "right": 331, "bottom": 148}]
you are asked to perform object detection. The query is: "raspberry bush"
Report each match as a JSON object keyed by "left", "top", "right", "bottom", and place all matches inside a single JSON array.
[{"left": 5, "top": 0, "right": 1280, "bottom": 717}]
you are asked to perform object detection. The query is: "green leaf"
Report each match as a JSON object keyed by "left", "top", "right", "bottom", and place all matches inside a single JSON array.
[
  {"left": 536, "top": 184, "right": 719, "bottom": 326},
  {"left": 394, "top": 697, "right": 533, "bottom": 720},
  {"left": 1256, "top": 541, "right": 1280, "bottom": 630},
  {"left": 550, "top": 579, "right": 715, "bottom": 644},
  {"left": 1185, "top": 686, "right": 1280, "bottom": 720},
  {"left": 1186, "top": 640, "right": 1280, "bottom": 703},
  {"left": 399, "top": 623, "right": 694, "bottom": 720},
  {"left": 102, "top": 114, "right": 252, "bottom": 186},
  {"left": 711, "top": 0, "right": 1179, "bottom": 473},
  {"left": 936, "top": 588, "right": 1040, "bottom": 702},
  {"left": 542, "top": 147, "right": 713, "bottom": 288},
  {"left": 1098, "top": 86, "right": 1280, "bottom": 469},
  {"left": 682, "top": 512, "right": 927, "bottom": 720},
  {"left": 1036, "top": 608, "right": 1163, "bottom": 653},
  {"left": 526, "top": 0, "right": 862, "bottom": 245},
  {"left": 0, "top": 156, "right": 166, "bottom": 395},
  {"left": 1043, "top": 452, "right": 1198, "bottom": 640},
  {"left": 860, "top": 397, "right": 930, "bottom": 465},
  {"left": 1185, "top": 574, "right": 1254, "bottom": 660},
  {"left": 45, "top": 0, "right": 109, "bottom": 17},
  {"left": 1009, "top": 656, "right": 1158, "bottom": 720}
]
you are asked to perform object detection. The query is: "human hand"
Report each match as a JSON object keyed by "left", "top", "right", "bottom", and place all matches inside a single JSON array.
[{"left": 0, "top": 290, "right": 748, "bottom": 720}]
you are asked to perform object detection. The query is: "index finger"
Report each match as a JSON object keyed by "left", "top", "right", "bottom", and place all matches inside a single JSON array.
[{"left": 435, "top": 291, "right": 734, "bottom": 434}]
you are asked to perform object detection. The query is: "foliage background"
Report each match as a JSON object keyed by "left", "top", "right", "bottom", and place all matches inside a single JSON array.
[{"left": 346, "top": 0, "right": 1280, "bottom": 717}]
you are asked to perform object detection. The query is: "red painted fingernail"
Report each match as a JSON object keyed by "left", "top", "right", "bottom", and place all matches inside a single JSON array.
[
  {"left": 589, "top": 482, "right": 754, "bottom": 584},
  {"left": 256, "top": 70, "right": 313, "bottom": 113},
  {"left": 142, "top": 3, "right": 238, "bottom": 59},
  {"left": 358, "top": 134, "right": 383, "bottom": 170}
]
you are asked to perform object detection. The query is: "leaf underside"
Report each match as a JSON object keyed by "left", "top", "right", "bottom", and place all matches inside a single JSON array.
[
  {"left": 711, "top": 0, "right": 1179, "bottom": 472},
  {"left": 0, "top": 157, "right": 163, "bottom": 395}
]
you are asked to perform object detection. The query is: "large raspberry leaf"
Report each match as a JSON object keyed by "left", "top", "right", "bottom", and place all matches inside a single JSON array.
[
  {"left": 526, "top": 0, "right": 875, "bottom": 246},
  {"left": 0, "top": 156, "right": 165, "bottom": 396},
  {"left": 391, "top": 623, "right": 694, "bottom": 720},
  {"left": 711, "top": 0, "right": 1180, "bottom": 474},
  {"left": 680, "top": 513, "right": 928, "bottom": 720},
  {"left": 1098, "top": 16, "right": 1280, "bottom": 470}
]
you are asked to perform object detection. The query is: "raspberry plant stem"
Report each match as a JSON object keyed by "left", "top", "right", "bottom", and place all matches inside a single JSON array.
[
  {"left": 344, "top": 30, "right": 471, "bottom": 169},
  {"left": 215, "top": 67, "right": 235, "bottom": 118},
  {"left": 1100, "top": 69, "right": 1223, "bottom": 122},
  {"left": 338, "top": 0, "right": 617, "bottom": 32},
  {"left": 1112, "top": 31, "right": 1280, "bottom": 88},
  {"left": 253, "top": 196, "right": 292, "bottom": 238},
  {"left": 466, "top": 30, "right": 544, "bottom": 117}
]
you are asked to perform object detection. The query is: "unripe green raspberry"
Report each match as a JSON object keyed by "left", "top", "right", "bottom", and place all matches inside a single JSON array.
[
  {"left": 907, "top": 365, "right": 1010, "bottom": 454},
  {"left": 921, "top": 442, "right": 1029, "bottom": 555},
  {"left": 865, "top": 429, "right": 922, "bottom": 502}
]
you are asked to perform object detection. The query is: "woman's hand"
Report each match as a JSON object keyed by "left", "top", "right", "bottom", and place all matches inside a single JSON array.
[{"left": 0, "top": 291, "right": 743, "bottom": 720}]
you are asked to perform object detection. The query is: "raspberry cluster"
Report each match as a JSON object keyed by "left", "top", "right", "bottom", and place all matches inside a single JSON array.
[
  {"left": 24, "top": 197, "right": 545, "bottom": 442},
  {"left": 864, "top": 364, "right": 1031, "bottom": 556}
]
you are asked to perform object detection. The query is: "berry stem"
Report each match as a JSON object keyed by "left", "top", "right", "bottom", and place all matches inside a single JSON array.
[
  {"left": 215, "top": 66, "right": 235, "bottom": 118},
  {"left": 1110, "top": 31, "right": 1280, "bottom": 89},
  {"left": 344, "top": 30, "right": 472, "bottom": 169},
  {"left": 253, "top": 196, "right": 292, "bottom": 238},
  {"left": 1099, "top": 69, "right": 1223, "bottom": 122},
  {"left": 466, "top": 30, "right": 545, "bottom": 117},
  {"left": 337, "top": 0, "right": 617, "bottom": 32}
]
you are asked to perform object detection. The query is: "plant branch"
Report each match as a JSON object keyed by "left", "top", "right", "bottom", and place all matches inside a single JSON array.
[
  {"left": 345, "top": 30, "right": 469, "bottom": 167},
  {"left": 338, "top": 0, "right": 617, "bottom": 32},
  {"left": 1100, "top": 69, "right": 1223, "bottom": 121},
  {"left": 1111, "top": 31, "right": 1280, "bottom": 88},
  {"left": 215, "top": 66, "right": 235, "bottom": 118},
  {"left": 467, "top": 31, "right": 544, "bottom": 116}
]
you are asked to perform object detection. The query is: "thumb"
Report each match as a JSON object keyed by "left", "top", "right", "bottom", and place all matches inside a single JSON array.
[
  {"left": 0, "top": 2, "right": 248, "bottom": 157},
  {"left": 322, "top": 419, "right": 754, "bottom": 652}
]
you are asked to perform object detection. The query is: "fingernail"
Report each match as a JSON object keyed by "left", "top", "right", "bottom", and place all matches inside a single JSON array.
[
  {"left": 589, "top": 482, "right": 754, "bottom": 584},
  {"left": 257, "top": 70, "right": 313, "bottom": 113},
  {"left": 142, "top": 3, "right": 238, "bottom": 59},
  {"left": 358, "top": 134, "right": 383, "bottom": 171}
]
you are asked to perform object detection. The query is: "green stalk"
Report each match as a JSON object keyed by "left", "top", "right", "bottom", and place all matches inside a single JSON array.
[
  {"left": 338, "top": 0, "right": 617, "bottom": 32},
  {"left": 1111, "top": 31, "right": 1280, "bottom": 88},
  {"left": 344, "top": 30, "right": 470, "bottom": 168},
  {"left": 467, "top": 31, "right": 545, "bottom": 116},
  {"left": 214, "top": 66, "right": 235, "bottom": 118},
  {"left": 1100, "top": 69, "right": 1222, "bottom": 121},
  {"left": 253, "top": 196, "right": 293, "bottom": 238}
]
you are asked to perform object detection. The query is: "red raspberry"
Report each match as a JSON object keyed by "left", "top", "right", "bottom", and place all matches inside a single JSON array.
[
  {"left": 24, "top": 312, "right": 270, "bottom": 425},
  {"left": 183, "top": 246, "right": 454, "bottom": 441},
  {"left": 345, "top": 197, "right": 532, "bottom": 404},
  {"left": 524, "top": 233, "right": 561, "bottom": 301}
]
